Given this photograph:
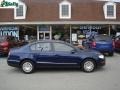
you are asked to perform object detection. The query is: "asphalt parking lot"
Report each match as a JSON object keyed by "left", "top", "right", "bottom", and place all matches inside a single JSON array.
[{"left": 0, "top": 53, "right": 120, "bottom": 90}]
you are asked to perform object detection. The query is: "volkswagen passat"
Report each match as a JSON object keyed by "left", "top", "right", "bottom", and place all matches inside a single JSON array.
[{"left": 7, "top": 40, "right": 105, "bottom": 74}]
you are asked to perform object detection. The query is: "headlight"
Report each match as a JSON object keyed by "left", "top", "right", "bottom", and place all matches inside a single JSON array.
[{"left": 98, "top": 54, "right": 104, "bottom": 59}]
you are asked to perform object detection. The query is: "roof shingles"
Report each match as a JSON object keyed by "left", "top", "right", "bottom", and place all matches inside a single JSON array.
[{"left": 0, "top": 0, "right": 120, "bottom": 22}]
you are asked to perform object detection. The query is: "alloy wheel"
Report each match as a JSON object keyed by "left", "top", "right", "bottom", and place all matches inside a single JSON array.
[
  {"left": 82, "top": 60, "right": 95, "bottom": 72},
  {"left": 21, "top": 61, "right": 34, "bottom": 74}
]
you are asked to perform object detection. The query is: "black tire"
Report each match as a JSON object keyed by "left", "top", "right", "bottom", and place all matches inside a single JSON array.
[
  {"left": 82, "top": 59, "right": 96, "bottom": 73},
  {"left": 21, "top": 60, "right": 35, "bottom": 74},
  {"left": 109, "top": 52, "right": 114, "bottom": 56}
]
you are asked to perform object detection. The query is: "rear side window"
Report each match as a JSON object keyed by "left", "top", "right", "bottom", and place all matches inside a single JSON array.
[
  {"left": 53, "top": 43, "right": 74, "bottom": 52},
  {"left": 95, "top": 35, "right": 112, "bottom": 41},
  {"left": 30, "top": 42, "right": 51, "bottom": 52}
]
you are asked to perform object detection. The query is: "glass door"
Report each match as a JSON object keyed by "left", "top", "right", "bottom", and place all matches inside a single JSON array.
[
  {"left": 45, "top": 32, "right": 50, "bottom": 39},
  {"left": 38, "top": 31, "right": 51, "bottom": 40}
]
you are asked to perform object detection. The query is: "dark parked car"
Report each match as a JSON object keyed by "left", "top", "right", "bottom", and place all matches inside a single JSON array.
[
  {"left": 114, "top": 35, "right": 120, "bottom": 52},
  {"left": 82, "top": 35, "right": 114, "bottom": 56},
  {"left": 0, "top": 36, "right": 17, "bottom": 55},
  {"left": 7, "top": 40, "right": 105, "bottom": 74},
  {"left": 0, "top": 36, "right": 28, "bottom": 55}
]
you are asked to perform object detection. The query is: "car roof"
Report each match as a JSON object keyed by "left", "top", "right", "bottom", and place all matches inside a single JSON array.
[
  {"left": 26, "top": 40, "right": 74, "bottom": 49},
  {"left": 29, "top": 40, "right": 67, "bottom": 44},
  {"left": 22, "top": 40, "right": 80, "bottom": 51}
]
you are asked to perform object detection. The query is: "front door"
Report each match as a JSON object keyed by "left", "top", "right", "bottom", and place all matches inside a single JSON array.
[{"left": 52, "top": 42, "right": 81, "bottom": 67}]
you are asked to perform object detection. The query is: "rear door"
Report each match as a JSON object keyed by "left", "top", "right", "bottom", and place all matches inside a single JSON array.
[{"left": 30, "top": 42, "right": 55, "bottom": 67}]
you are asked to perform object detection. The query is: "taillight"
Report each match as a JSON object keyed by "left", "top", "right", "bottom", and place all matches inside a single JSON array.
[
  {"left": 0, "top": 41, "right": 9, "bottom": 47},
  {"left": 92, "top": 41, "right": 96, "bottom": 48}
]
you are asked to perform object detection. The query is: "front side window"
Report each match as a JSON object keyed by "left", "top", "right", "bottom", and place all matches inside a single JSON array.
[
  {"left": 30, "top": 43, "right": 51, "bottom": 52},
  {"left": 53, "top": 43, "right": 74, "bottom": 52},
  {"left": 59, "top": 0, "right": 71, "bottom": 19}
]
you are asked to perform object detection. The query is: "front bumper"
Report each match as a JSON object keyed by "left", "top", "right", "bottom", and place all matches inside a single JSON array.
[{"left": 97, "top": 58, "right": 106, "bottom": 66}]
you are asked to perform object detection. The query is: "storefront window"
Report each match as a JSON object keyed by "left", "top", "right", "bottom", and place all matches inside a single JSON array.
[
  {"left": 71, "top": 25, "right": 106, "bottom": 46},
  {"left": 19, "top": 25, "right": 37, "bottom": 41},
  {"left": 52, "top": 25, "right": 70, "bottom": 43}
]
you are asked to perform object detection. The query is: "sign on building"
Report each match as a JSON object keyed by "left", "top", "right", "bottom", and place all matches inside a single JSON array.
[{"left": 0, "top": 26, "right": 19, "bottom": 39}]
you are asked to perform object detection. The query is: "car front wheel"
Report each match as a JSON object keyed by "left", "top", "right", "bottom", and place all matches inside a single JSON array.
[
  {"left": 21, "top": 60, "right": 34, "bottom": 74},
  {"left": 82, "top": 59, "right": 96, "bottom": 72}
]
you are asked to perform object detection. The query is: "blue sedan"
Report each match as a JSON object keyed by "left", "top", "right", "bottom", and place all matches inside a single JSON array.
[{"left": 7, "top": 40, "right": 105, "bottom": 74}]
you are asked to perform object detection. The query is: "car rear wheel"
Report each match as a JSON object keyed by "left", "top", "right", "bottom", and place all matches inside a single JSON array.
[
  {"left": 21, "top": 60, "right": 34, "bottom": 74},
  {"left": 82, "top": 59, "right": 96, "bottom": 72}
]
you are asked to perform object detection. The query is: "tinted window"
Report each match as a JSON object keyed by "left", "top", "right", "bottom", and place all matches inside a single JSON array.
[
  {"left": 95, "top": 35, "right": 112, "bottom": 41},
  {"left": 30, "top": 42, "right": 51, "bottom": 52},
  {"left": 53, "top": 43, "right": 74, "bottom": 52}
]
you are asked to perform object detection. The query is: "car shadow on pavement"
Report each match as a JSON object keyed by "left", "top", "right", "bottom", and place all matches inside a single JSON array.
[
  {"left": 34, "top": 67, "right": 106, "bottom": 74},
  {"left": 36, "top": 68, "right": 81, "bottom": 73},
  {"left": 0, "top": 55, "right": 8, "bottom": 58},
  {"left": 7, "top": 67, "right": 22, "bottom": 74},
  {"left": 94, "top": 67, "right": 106, "bottom": 72},
  {"left": 7, "top": 67, "right": 106, "bottom": 74},
  {"left": 115, "top": 51, "right": 120, "bottom": 54}
]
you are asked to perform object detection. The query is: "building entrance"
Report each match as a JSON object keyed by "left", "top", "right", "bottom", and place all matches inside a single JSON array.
[{"left": 38, "top": 31, "right": 51, "bottom": 40}]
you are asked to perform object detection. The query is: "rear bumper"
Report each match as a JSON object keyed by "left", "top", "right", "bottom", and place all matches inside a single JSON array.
[
  {"left": 92, "top": 48, "right": 114, "bottom": 53},
  {"left": 7, "top": 60, "right": 20, "bottom": 67}
]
